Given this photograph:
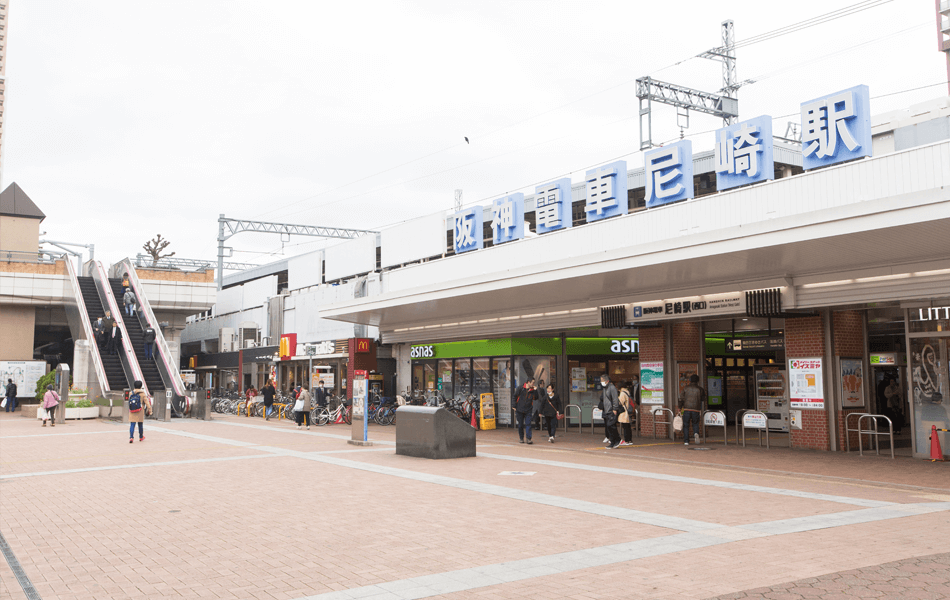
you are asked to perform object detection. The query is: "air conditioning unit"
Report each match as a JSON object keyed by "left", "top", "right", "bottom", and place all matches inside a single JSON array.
[
  {"left": 244, "top": 340, "right": 257, "bottom": 349},
  {"left": 219, "top": 328, "right": 236, "bottom": 353}
]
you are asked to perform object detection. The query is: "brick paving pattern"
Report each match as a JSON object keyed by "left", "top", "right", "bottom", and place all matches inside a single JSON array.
[
  {"left": 706, "top": 552, "right": 950, "bottom": 599},
  {"left": 2, "top": 412, "right": 949, "bottom": 600}
]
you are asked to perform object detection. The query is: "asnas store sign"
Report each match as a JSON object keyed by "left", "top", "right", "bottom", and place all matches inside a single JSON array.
[
  {"left": 610, "top": 339, "right": 639, "bottom": 354},
  {"left": 410, "top": 345, "right": 435, "bottom": 359}
]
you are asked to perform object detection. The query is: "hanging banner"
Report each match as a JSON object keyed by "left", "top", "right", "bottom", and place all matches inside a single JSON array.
[
  {"left": 789, "top": 358, "right": 824, "bottom": 409},
  {"left": 839, "top": 358, "right": 865, "bottom": 409},
  {"left": 640, "top": 361, "right": 664, "bottom": 405}
]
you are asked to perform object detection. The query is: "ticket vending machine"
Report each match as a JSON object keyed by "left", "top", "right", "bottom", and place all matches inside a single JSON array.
[{"left": 755, "top": 364, "right": 789, "bottom": 432}]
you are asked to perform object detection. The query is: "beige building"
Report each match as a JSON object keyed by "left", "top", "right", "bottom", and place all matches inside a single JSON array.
[{"left": 0, "top": 182, "right": 46, "bottom": 361}]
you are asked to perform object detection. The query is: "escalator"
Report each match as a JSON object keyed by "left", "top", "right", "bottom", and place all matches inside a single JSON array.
[
  {"left": 76, "top": 276, "right": 129, "bottom": 391},
  {"left": 109, "top": 279, "right": 164, "bottom": 395}
]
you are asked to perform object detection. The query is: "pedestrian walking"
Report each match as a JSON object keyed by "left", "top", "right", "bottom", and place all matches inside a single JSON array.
[
  {"left": 532, "top": 379, "right": 545, "bottom": 431},
  {"left": 123, "top": 288, "right": 137, "bottom": 317},
  {"left": 618, "top": 382, "right": 634, "bottom": 445},
  {"left": 541, "top": 384, "right": 561, "bottom": 443},
  {"left": 143, "top": 325, "right": 156, "bottom": 360},
  {"left": 4, "top": 379, "right": 18, "bottom": 413},
  {"left": 514, "top": 378, "right": 537, "bottom": 444},
  {"left": 127, "top": 381, "right": 151, "bottom": 443},
  {"left": 261, "top": 379, "right": 276, "bottom": 420},
  {"left": 295, "top": 384, "right": 312, "bottom": 429},
  {"left": 600, "top": 374, "right": 621, "bottom": 449},
  {"left": 679, "top": 374, "right": 705, "bottom": 446},
  {"left": 41, "top": 384, "right": 60, "bottom": 427},
  {"left": 106, "top": 321, "right": 122, "bottom": 355}
]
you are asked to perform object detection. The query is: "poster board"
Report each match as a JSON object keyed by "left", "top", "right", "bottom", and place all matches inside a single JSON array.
[
  {"left": 677, "top": 362, "right": 699, "bottom": 401},
  {"left": 495, "top": 388, "right": 511, "bottom": 425},
  {"left": 789, "top": 358, "right": 824, "bottom": 409},
  {"left": 707, "top": 376, "right": 723, "bottom": 406},
  {"left": 571, "top": 367, "right": 587, "bottom": 392},
  {"left": 479, "top": 393, "right": 496, "bottom": 430},
  {"left": 0, "top": 361, "right": 47, "bottom": 397},
  {"left": 838, "top": 358, "right": 865, "bottom": 409},
  {"left": 640, "top": 362, "right": 664, "bottom": 405}
]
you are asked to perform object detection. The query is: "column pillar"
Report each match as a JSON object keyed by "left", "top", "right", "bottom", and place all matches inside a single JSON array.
[
  {"left": 786, "top": 316, "right": 831, "bottom": 450},
  {"left": 638, "top": 326, "right": 667, "bottom": 437},
  {"left": 832, "top": 310, "right": 867, "bottom": 451}
]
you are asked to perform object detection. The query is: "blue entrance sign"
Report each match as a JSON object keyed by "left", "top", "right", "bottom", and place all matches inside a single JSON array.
[
  {"left": 490, "top": 193, "right": 524, "bottom": 244},
  {"left": 451, "top": 206, "right": 483, "bottom": 254},
  {"left": 645, "top": 140, "right": 693, "bottom": 207},
  {"left": 715, "top": 115, "right": 774, "bottom": 191},
  {"left": 801, "top": 85, "right": 871, "bottom": 170},
  {"left": 534, "top": 178, "right": 573, "bottom": 234},
  {"left": 584, "top": 160, "right": 627, "bottom": 222}
]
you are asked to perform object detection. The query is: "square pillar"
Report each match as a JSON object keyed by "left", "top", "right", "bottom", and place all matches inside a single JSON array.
[
  {"left": 638, "top": 325, "right": 667, "bottom": 437},
  {"left": 832, "top": 310, "right": 868, "bottom": 451}
]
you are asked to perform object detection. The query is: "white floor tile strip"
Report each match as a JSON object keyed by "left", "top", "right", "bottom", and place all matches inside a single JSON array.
[
  {"left": 0, "top": 430, "right": 120, "bottom": 439},
  {"left": 0, "top": 453, "right": 279, "bottom": 479},
  {"left": 478, "top": 452, "right": 896, "bottom": 508}
]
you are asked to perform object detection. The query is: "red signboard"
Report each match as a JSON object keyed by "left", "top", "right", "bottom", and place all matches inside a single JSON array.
[
  {"left": 279, "top": 333, "right": 297, "bottom": 361},
  {"left": 355, "top": 338, "right": 372, "bottom": 353}
]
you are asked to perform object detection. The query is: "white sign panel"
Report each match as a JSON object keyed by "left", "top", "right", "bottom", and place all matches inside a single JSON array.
[
  {"left": 380, "top": 213, "right": 447, "bottom": 268},
  {"left": 324, "top": 235, "right": 376, "bottom": 281},
  {"left": 704, "top": 412, "right": 725, "bottom": 427},
  {"left": 629, "top": 292, "right": 745, "bottom": 323},
  {"left": 789, "top": 358, "right": 824, "bottom": 409},
  {"left": 743, "top": 413, "right": 768, "bottom": 429}
]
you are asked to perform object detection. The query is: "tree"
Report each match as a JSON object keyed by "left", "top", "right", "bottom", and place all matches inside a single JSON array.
[{"left": 143, "top": 234, "right": 175, "bottom": 266}]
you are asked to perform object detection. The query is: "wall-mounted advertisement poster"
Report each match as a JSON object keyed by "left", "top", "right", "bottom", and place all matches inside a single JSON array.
[
  {"left": 839, "top": 358, "right": 865, "bottom": 409},
  {"left": 789, "top": 358, "right": 824, "bottom": 409},
  {"left": 640, "top": 362, "right": 664, "bottom": 405}
]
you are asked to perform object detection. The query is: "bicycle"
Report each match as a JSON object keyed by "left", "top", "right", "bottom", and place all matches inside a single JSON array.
[{"left": 310, "top": 398, "right": 351, "bottom": 426}]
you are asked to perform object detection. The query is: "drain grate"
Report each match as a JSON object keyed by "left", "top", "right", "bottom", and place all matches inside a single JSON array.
[
  {"left": 688, "top": 447, "right": 714, "bottom": 451},
  {"left": 0, "top": 530, "right": 42, "bottom": 599}
]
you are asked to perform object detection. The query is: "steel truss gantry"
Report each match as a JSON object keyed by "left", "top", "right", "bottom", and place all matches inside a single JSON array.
[
  {"left": 135, "top": 254, "right": 259, "bottom": 272},
  {"left": 216, "top": 215, "right": 376, "bottom": 290},
  {"left": 637, "top": 20, "right": 743, "bottom": 150}
]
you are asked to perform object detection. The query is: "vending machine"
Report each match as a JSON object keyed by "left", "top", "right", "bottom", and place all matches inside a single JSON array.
[{"left": 755, "top": 364, "right": 789, "bottom": 432}]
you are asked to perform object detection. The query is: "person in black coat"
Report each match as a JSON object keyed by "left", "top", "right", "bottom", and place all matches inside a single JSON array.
[
  {"left": 540, "top": 384, "right": 562, "bottom": 443},
  {"left": 514, "top": 378, "right": 537, "bottom": 444},
  {"left": 261, "top": 379, "right": 276, "bottom": 420},
  {"left": 143, "top": 326, "right": 156, "bottom": 360},
  {"left": 314, "top": 380, "right": 328, "bottom": 407},
  {"left": 106, "top": 322, "right": 122, "bottom": 355}
]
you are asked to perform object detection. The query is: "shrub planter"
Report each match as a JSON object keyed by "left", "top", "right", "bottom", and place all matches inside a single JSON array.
[{"left": 35, "top": 406, "right": 99, "bottom": 419}]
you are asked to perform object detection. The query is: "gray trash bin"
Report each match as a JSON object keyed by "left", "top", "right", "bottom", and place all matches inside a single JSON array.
[{"left": 395, "top": 405, "right": 476, "bottom": 459}]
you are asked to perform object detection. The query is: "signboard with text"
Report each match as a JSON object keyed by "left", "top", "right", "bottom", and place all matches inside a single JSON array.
[
  {"left": 726, "top": 336, "right": 784, "bottom": 352},
  {"left": 630, "top": 292, "right": 745, "bottom": 323},
  {"left": 640, "top": 362, "right": 664, "bottom": 405},
  {"left": 789, "top": 358, "right": 824, "bottom": 409}
]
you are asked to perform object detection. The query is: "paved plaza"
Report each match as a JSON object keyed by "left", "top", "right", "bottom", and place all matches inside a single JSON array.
[{"left": 2, "top": 412, "right": 949, "bottom": 600}]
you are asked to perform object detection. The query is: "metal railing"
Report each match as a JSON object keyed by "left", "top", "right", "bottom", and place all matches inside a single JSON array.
[
  {"left": 563, "top": 404, "right": 582, "bottom": 432},
  {"left": 119, "top": 259, "right": 187, "bottom": 397},
  {"left": 740, "top": 410, "right": 770, "bottom": 449},
  {"left": 63, "top": 258, "right": 110, "bottom": 393},
  {"left": 0, "top": 249, "right": 65, "bottom": 264},
  {"left": 702, "top": 410, "right": 728, "bottom": 445},
  {"left": 92, "top": 261, "right": 148, "bottom": 397},
  {"left": 652, "top": 407, "right": 674, "bottom": 440},
  {"left": 845, "top": 413, "right": 894, "bottom": 459}
]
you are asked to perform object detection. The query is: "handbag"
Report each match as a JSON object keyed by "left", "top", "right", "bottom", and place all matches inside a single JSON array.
[
  {"left": 1, "top": 398, "right": 6, "bottom": 408},
  {"left": 673, "top": 414, "right": 684, "bottom": 432},
  {"left": 556, "top": 412, "right": 564, "bottom": 420},
  {"left": 293, "top": 399, "right": 304, "bottom": 412}
]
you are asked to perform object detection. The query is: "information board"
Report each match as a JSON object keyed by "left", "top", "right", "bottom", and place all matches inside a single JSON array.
[
  {"left": 743, "top": 412, "right": 768, "bottom": 429},
  {"left": 0, "top": 361, "right": 46, "bottom": 397},
  {"left": 707, "top": 376, "right": 723, "bottom": 406},
  {"left": 839, "top": 358, "right": 865, "bottom": 409},
  {"left": 640, "top": 362, "right": 664, "bottom": 405},
  {"left": 495, "top": 388, "right": 511, "bottom": 425},
  {"left": 479, "top": 393, "right": 496, "bottom": 430},
  {"left": 789, "top": 358, "right": 824, "bottom": 409}
]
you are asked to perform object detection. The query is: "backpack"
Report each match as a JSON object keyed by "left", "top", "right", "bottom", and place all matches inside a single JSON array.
[{"left": 128, "top": 392, "right": 142, "bottom": 413}]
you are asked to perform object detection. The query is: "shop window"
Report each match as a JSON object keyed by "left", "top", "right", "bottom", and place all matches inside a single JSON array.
[
  {"left": 910, "top": 337, "right": 949, "bottom": 455},
  {"left": 454, "top": 359, "right": 472, "bottom": 397},
  {"left": 609, "top": 359, "right": 640, "bottom": 386},
  {"left": 472, "top": 358, "right": 491, "bottom": 398},
  {"left": 437, "top": 359, "right": 453, "bottom": 397},
  {"left": 492, "top": 358, "right": 512, "bottom": 425},
  {"left": 516, "top": 356, "right": 556, "bottom": 393}
]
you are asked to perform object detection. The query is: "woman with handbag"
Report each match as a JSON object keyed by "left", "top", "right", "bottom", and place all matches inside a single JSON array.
[
  {"left": 541, "top": 384, "right": 562, "bottom": 443},
  {"left": 41, "top": 384, "right": 60, "bottom": 427},
  {"left": 294, "top": 385, "right": 312, "bottom": 430}
]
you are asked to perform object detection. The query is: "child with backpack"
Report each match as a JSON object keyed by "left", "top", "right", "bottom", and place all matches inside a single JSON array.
[{"left": 128, "top": 381, "right": 152, "bottom": 443}]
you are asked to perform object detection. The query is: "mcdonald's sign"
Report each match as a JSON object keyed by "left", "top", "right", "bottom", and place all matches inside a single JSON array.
[
  {"left": 355, "top": 338, "right": 372, "bottom": 353},
  {"left": 279, "top": 333, "right": 297, "bottom": 360}
]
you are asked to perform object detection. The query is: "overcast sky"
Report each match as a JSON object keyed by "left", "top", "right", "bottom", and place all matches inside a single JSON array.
[{"left": 5, "top": 0, "right": 947, "bottom": 267}]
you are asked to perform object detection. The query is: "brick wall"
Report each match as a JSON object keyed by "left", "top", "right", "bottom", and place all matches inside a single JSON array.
[
  {"left": 639, "top": 326, "right": 666, "bottom": 437},
  {"left": 672, "top": 322, "right": 702, "bottom": 362},
  {"left": 786, "top": 316, "right": 829, "bottom": 450},
  {"left": 834, "top": 310, "right": 867, "bottom": 451}
]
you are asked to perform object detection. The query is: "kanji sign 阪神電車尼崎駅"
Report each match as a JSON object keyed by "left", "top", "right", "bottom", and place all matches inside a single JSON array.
[
  {"left": 490, "top": 193, "right": 524, "bottom": 244},
  {"left": 534, "top": 178, "right": 573, "bottom": 234},
  {"left": 451, "top": 206, "right": 483, "bottom": 254},
  {"left": 584, "top": 160, "right": 627, "bottom": 222},
  {"left": 645, "top": 140, "right": 693, "bottom": 207},
  {"left": 801, "top": 85, "right": 871, "bottom": 170},
  {"left": 715, "top": 115, "right": 774, "bottom": 191}
]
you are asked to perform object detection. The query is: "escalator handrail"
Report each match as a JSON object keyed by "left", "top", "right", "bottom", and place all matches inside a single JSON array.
[
  {"left": 118, "top": 258, "right": 186, "bottom": 397},
  {"left": 92, "top": 261, "right": 149, "bottom": 397},
  {"left": 65, "top": 259, "right": 110, "bottom": 392}
]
